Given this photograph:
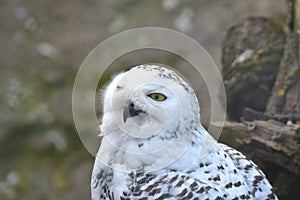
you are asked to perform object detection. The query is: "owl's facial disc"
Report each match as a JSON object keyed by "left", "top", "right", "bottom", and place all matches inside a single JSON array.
[
  {"left": 118, "top": 87, "right": 171, "bottom": 138},
  {"left": 110, "top": 66, "right": 191, "bottom": 138}
]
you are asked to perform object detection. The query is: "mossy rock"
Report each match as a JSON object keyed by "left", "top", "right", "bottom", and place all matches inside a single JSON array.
[{"left": 222, "top": 17, "right": 286, "bottom": 120}]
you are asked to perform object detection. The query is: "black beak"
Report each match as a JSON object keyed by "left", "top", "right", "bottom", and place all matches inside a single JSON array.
[{"left": 123, "top": 100, "right": 143, "bottom": 123}]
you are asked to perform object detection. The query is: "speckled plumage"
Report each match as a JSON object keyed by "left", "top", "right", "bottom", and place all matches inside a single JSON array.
[{"left": 91, "top": 64, "right": 278, "bottom": 200}]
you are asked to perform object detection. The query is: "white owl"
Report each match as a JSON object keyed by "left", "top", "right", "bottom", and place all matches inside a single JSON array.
[{"left": 91, "top": 64, "right": 278, "bottom": 200}]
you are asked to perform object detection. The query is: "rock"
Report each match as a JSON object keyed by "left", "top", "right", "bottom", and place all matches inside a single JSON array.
[
  {"left": 222, "top": 17, "right": 286, "bottom": 120},
  {"left": 266, "top": 32, "right": 300, "bottom": 121}
]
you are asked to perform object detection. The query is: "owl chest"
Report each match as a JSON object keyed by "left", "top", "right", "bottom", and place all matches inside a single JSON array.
[{"left": 110, "top": 137, "right": 185, "bottom": 170}]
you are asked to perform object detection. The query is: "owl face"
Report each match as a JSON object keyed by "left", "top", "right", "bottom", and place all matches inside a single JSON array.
[
  {"left": 101, "top": 65, "right": 200, "bottom": 140},
  {"left": 98, "top": 64, "right": 201, "bottom": 171}
]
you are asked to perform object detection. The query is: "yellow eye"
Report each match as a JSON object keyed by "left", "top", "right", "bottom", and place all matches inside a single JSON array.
[{"left": 148, "top": 93, "right": 167, "bottom": 101}]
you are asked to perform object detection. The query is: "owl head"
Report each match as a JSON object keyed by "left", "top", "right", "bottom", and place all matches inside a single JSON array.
[{"left": 100, "top": 64, "right": 200, "bottom": 140}]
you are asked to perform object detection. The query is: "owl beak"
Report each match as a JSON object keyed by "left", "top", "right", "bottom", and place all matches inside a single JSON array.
[{"left": 123, "top": 100, "right": 143, "bottom": 123}]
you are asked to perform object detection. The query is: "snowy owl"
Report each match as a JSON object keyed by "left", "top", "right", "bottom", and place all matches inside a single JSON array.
[{"left": 91, "top": 64, "right": 277, "bottom": 200}]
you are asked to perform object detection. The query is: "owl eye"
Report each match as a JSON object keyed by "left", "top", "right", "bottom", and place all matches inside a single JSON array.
[{"left": 148, "top": 93, "right": 167, "bottom": 101}]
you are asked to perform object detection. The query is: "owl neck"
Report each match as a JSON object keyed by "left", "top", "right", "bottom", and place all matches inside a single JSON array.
[{"left": 98, "top": 121, "right": 215, "bottom": 172}]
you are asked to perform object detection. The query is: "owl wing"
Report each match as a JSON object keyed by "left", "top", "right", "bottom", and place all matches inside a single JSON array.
[
  {"left": 91, "top": 162, "right": 114, "bottom": 200},
  {"left": 220, "top": 144, "right": 278, "bottom": 200}
]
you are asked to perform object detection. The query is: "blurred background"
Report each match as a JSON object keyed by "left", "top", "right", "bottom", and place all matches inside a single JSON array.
[{"left": 0, "top": 0, "right": 287, "bottom": 199}]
